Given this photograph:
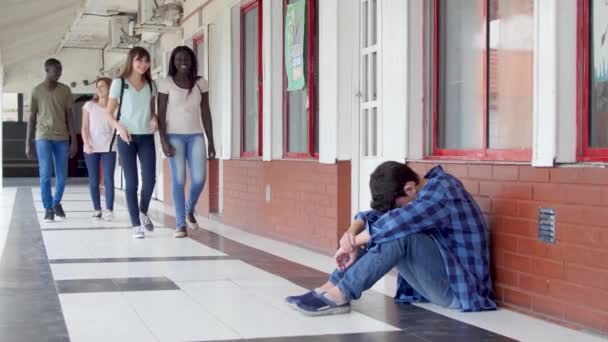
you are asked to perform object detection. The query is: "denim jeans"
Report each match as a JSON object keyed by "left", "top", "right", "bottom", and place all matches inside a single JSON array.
[
  {"left": 84, "top": 152, "right": 117, "bottom": 211},
  {"left": 329, "top": 233, "right": 455, "bottom": 308},
  {"left": 116, "top": 135, "right": 156, "bottom": 227},
  {"left": 35, "top": 139, "right": 69, "bottom": 210},
  {"left": 167, "top": 133, "right": 207, "bottom": 228}
]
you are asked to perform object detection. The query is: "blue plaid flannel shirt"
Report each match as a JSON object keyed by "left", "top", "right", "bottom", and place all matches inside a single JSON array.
[{"left": 355, "top": 165, "right": 496, "bottom": 312}]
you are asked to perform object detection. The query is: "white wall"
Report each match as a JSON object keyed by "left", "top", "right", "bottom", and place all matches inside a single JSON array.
[{"left": 380, "top": 0, "right": 408, "bottom": 161}]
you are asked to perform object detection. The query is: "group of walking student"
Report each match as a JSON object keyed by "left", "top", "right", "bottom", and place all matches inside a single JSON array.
[{"left": 26, "top": 46, "right": 216, "bottom": 239}]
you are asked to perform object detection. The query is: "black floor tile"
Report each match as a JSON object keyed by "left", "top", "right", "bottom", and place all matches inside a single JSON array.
[
  {"left": 55, "top": 278, "right": 119, "bottom": 293},
  {"left": 0, "top": 188, "right": 70, "bottom": 340},
  {"left": 56, "top": 276, "right": 180, "bottom": 293},
  {"left": 201, "top": 331, "right": 426, "bottom": 342}
]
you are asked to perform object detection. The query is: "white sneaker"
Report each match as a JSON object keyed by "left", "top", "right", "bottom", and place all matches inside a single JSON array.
[
  {"left": 103, "top": 210, "right": 114, "bottom": 221},
  {"left": 139, "top": 213, "right": 154, "bottom": 232},
  {"left": 132, "top": 226, "right": 145, "bottom": 239},
  {"left": 186, "top": 212, "right": 199, "bottom": 230},
  {"left": 92, "top": 211, "right": 102, "bottom": 220}
]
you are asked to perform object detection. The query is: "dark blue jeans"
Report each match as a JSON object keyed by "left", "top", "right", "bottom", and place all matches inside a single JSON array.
[
  {"left": 116, "top": 135, "right": 156, "bottom": 227},
  {"left": 330, "top": 233, "right": 455, "bottom": 308},
  {"left": 35, "top": 139, "right": 69, "bottom": 210},
  {"left": 84, "top": 152, "right": 116, "bottom": 211}
]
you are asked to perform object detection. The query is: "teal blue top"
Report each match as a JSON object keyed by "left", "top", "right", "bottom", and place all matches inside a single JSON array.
[{"left": 109, "top": 78, "right": 157, "bottom": 135}]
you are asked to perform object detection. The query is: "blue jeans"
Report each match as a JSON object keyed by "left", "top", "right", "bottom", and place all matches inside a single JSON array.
[
  {"left": 167, "top": 134, "right": 207, "bottom": 228},
  {"left": 116, "top": 135, "right": 156, "bottom": 227},
  {"left": 35, "top": 139, "right": 69, "bottom": 210},
  {"left": 329, "top": 233, "right": 455, "bottom": 307},
  {"left": 84, "top": 152, "right": 117, "bottom": 211}
]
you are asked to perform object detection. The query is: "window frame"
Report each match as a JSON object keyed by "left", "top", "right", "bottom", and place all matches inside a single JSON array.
[
  {"left": 428, "top": 0, "right": 533, "bottom": 162},
  {"left": 240, "top": 0, "right": 264, "bottom": 158},
  {"left": 282, "top": 0, "right": 318, "bottom": 159},
  {"left": 578, "top": 0, "right": 608, "bottom": 162}
]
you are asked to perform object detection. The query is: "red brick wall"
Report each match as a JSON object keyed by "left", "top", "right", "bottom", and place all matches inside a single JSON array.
[
  {"left": 222, "top": 160, "right": 351, "bottom": 253},
  {"left": 408, "top": 161, "right": 608, "bottom": 335},
  {"left": 162, "top": 159, "right": 219, "bottom": 217}
]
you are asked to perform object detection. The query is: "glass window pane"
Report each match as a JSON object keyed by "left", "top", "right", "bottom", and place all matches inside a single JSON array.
[
  {"left": 195, "top": 41, "right": 205, "bottom": 77},
  {"left": 286, "top": 0, "right": 318, "bottom": 154},
  {"left": 488, "top": 0, "right": 534, "bottom": 149},
  {"left": 590, "top": 0, "right": 608, "bottom": 148},
  {"left": 371, "top": 0, "right": 377, "bottom": 46},
  {"left": 362, "top": 0, "right": 368, "bottom": 48},
  {"left": 288, "top": 91, "right": 309, "bottom": 153},
  {"left": 362, "top": 107, "right": 378, "bottom": 157},
  {"left": 362, "top": 54, "right": 368, "bottom": 100},
  {"left": 371, "top": 51, "right": 377, "bottom": 101},
  {"left": 437, "top": 0, "right": 485, "bottom": 149},
  {"left": 362, "top": 109, "right": 369, "bottom": 156},
  {"left": 370, "top": 107, "right": 377, "bottom": 156},
  {"left": 243, "top": 6, "right": 259, "bottom": 153}
]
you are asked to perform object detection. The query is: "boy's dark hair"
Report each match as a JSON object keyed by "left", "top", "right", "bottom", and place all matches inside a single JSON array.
[
  {"left": 44, "top": 58, "right": 61, "bottom": 69},
  {"left": 369, "top": 161, "right": 420, "bottom": 212}
]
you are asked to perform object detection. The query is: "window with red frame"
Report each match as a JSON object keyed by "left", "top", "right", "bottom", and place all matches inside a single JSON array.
[
  {"left": 432, "top": 0, "right": 534, "bottom": 161},
  {"left": 284, "top": 0, "right": 319, "bottom": 158},
  {"left": 241, "top": 0, "right": 263, "bottom": 157},
  {"left": 580, "top": 0, "right": 608, "bottom": 161}
]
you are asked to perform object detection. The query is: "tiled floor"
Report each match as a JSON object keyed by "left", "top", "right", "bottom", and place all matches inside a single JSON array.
[{"left": 0, "top": 182, "right": 605, "bottom": 342}]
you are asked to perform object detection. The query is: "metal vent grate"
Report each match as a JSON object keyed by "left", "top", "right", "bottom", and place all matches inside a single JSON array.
[{"left": 538, "top": 208, "right": 556, "bottom": 244}]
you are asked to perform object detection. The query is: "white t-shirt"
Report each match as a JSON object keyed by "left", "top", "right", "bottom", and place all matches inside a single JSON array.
[
  {"left": 82, "top": 101, "right": 115, "bottom": 153},
  {"left": 157, "top": 77, "right": 209, "bottom": 134}
]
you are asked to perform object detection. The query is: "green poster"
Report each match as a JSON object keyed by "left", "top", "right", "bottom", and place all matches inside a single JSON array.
[{"left": 285, "top": 0, "right": 306, "bottom": 91}]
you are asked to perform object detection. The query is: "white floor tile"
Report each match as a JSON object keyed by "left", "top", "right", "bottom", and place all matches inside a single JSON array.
[
  {"left": 39, "top": 210, "right": 131, "bottom": 221},
  {"left": 35, "top": 201, "right": 126, "bottom": 212},
  {"left": 52, "top": 260, "right": 287, "bottom": 282},
  {"left": 51, "top": 262, "right": 164, "bottom": 280},
  {"left": 59, "top": 292, "right": 158, "bottom": 342},
  {"left": 123, "top": 290, "right": 241, "bottom": 341},
  {"left": 42, "top": 230, "right": 226, "bottom": 260},
  {"left": 32, "top": 193, "right": 93, "bottom": 201},
  {"left": 39, "top": 217, "right": 133, "bottom": 230},
  {"left": 413, "top": 303, "right": 608, "bottom": 342},
  {"left": 179, "top": 280, "right": 398, "bottom": 339}
]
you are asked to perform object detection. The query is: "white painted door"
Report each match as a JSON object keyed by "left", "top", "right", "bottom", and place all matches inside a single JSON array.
[{"left": 357, "top": 0, "right": 383, "bottom": 211}]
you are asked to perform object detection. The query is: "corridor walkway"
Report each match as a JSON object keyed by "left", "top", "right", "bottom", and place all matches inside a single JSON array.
[{"left": 0, "top": 182, "right": 605, "bottom": 342}]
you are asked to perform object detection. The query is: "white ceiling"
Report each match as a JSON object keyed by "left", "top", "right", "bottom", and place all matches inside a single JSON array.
[
  {"left": 0, "top": 0, "right": 83, "bottom": 66},
  {"left": 61, "top": 0, "right": 140, "bottom": 50},
  {"left": 0, "top": 0, "right": 147, "bottom": 92}
]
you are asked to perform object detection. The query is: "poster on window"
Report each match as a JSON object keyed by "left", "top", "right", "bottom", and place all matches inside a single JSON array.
[
  {"left": 285, "top": 0, "right": 306, "bottom": 91},
  {"left": 593, "top": 0, "right": 608, "bottom": 81}
]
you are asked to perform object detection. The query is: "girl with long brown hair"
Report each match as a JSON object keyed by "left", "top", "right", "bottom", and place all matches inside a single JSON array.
[
  {"left": 105, "top": 46, "right": 158, "bottom": 238},
  {"left": 82, "top": 77, "right": 117, "bottom": 221}
]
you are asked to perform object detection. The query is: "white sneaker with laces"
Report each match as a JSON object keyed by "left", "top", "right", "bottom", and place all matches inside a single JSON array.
[
  {"left": 139, "top": 213, "right": 154, "bottom": 232},
  {"left": 103, "top": 210, "right": 114, "bottom": 221},
  {"left": 132, "top": 226, "right": 145, "bottom": 239}
]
